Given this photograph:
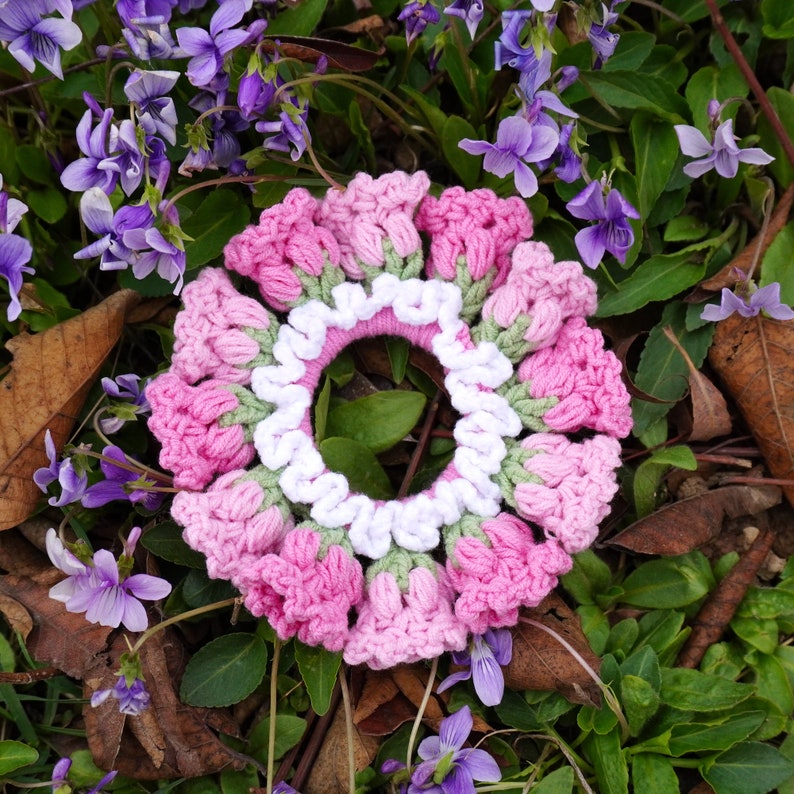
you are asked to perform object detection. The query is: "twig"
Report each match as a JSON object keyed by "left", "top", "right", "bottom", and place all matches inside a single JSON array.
[{"left": 397, "top": 390, "right": 442, "bottom": 499}]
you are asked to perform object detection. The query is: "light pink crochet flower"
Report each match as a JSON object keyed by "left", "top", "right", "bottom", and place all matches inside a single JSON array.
[
  {"left": 314, "top": 171, "right": 430, "bottom": 278},
  {"left": 416, "top": 186, "right": 532, "bottom": 287},
  {"left": 518, "top": 317, "right": 632, "bottom": 438},
  {"left": 447, "top": 513, "right": 572, "bottom": 634},
  {"left": 224, "top": 188, "right": 341, "bottom": 311},
  {"left": 146, "top": 373, "right": 254, "bottom": 489},
  {"left": 243, "top": 528, "right": 364, "bottom": 652},
  {"left": 515, "top": 433, "right": 623, "bottom": 552},
  {"left": 171, "top": 268, "right": 272, "bottom": 386}
]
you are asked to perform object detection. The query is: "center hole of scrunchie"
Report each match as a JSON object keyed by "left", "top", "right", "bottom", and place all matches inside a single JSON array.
[{"left": 311, "top": 335, "right": 459, "bottom": 500}]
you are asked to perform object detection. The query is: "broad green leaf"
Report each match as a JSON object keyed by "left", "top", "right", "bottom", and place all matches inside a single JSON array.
[
  {"left": 595, "top": 252, "right": 704, "bottom": 317},
  {"left": 182, "top": 190, "right": 251, "bottom": 269},
  {"left": 221, "top": 766, "right": 260, "bottom": 794},
  {"left": 319, "top": 437, "right": 394, "bottom": 499},
  {"left": 16, "top": 144, "right": 54, "bottom": 184},
  {"left": 532, "top": 766, "right": 575, "bottom": 794},
  {"left": 295, "top": 642, "right": 341, "bottom": 716},
  {"left": 603, "top": 31, "right": 655, "bottom": 72},
  {"left": 325, "top": 390, "right": 426, "bottom": 453},
  {"left": 325, "top": 348, "right": 355, "bottom": 387},
  {"left": 386, "top": 337, "right": 409, "bottom": 384},
  {"left": 660, "top": 668, "right": 755, "bottom": 712},
  {"left": 633, "top": 445, "right": 698, "bottom": 517},
  {"left": 562, "top": 549, "right": 613, "bottom": 606},
  {"left": 443, "top": 115, "right": 482, "bottom": 190},
  {"left": 752, "top": 653, "right": 794, "bottom": 715},
  {"left": 314, "top": 376, "right": 331, "bottom": 444},
  {"left": 668, "top": 712, "right": 767, "bottom": 756},
  {"left": 0, "top": 741, "right": 38, "bottom": 775},
  {"left": 265, "top": 0, "right": 328, "bottom": 35},
  {"left": 27, "top": 187, "right": 67, "bottom": 223},
  {"left": 664, "top": 215, "right": 710, "bottom": 243},
  {"left": 702, "top": 742, "right": 794, "bottom": 794},
  {"left": 762, "top": 0, "right": 794, "bottom": 38},
  {"left": 635, "top": 611, "right": 687, "bottom": 660},
  {"left": 631, "top": 301, "right": 714, "bottom": 435},
  {"left": 579, "top": 71, "right": 689, "bottom": 124},
  {"left": 685, "top": 64, "right": 749, "bottom": 133},
  {"left": 622, "top": 675, "right": 660, "bottom": 736},
  {"left": 0, "top": 127, "right": 19, "bottom": 182},
  {"left": 621, "top": 553, "right": 712, "bottom": 609},
  {"left": 400, "top": 86, "right": 448, "bottom": 139},
  {"left": 182, "top": 568, "right": 237, "bottom": 608},
  {"left": 631, "top": 754, "right": 678, "bottom": 794},
  {"left": 180, "top": 633, "right": 267, "bottom": 707},
  {"left": 630, "top": 113, "right": 679, "bottom": 219},
  {"left": 731, "top": 617, "right": 780, "bottom": 655},
  {"left": 140, "top": 521, "right": 207, "bottom": 569},
  {"left": 606, "top": 618, "right": 639, "bottom": 656},
  {"left": 584, "top": 727, "right": 629, "bottom": 794},
  {"left": 248, "top": 714, "right": 307, "bottom": 761},
  {"left": 758, "top": 86, "right": 794, "bottom": 187},
  {"left": 760, "top": 221, "right": 794, "bottom": 305},
  {"left": 621, "top": 646, "right": 661, "bottom": 691}
]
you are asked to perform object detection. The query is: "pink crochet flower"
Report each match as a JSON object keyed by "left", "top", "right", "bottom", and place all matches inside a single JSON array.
[
  {"left": 447, "top": 513, "right": 572, "bottom": 634},
  {"left": 243, "top": 528, "right": 364, "bottom": 652},
  {"left": 171, "top": 470, "right": 290, "bottom": 586},
  {"left": 417, "top": 186, "right": 532, "bottom": 287},
  {"left": 344, "top": 565, "right": 468, "bottom": 668},
  {"left": 314, "top": 171, "right": 430, "bottom": 277},
  {"left": 515, "top": 433, "right": 623, "bottom": 552},
  {"left": 518, "top": 316, "right": 632, "bottom": 438},
  {"left": 171, "top": 268, "right": 272, "bottom": 386},
  {"left": 146, "top": 373, "right": 254, "bottom": 489},
  {"left": 223, "top": 188, "right": 341, "bottom": 311}
]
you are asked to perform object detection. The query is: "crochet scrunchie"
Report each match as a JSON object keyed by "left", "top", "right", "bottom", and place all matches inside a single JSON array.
[{"left": 147, "top": 171, "right": 631, "bottom": 668}]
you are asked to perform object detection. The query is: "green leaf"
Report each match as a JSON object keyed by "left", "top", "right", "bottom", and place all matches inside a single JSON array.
[
  {"left": 442, "top": 115, "right": 481, "bottom": 189},
  {"left": 26, "top": 186, "right": 67, "bottom": 223},
  {"left": 630, "top": 113, "right": 680, "bottom": 219},
  {"left": 0, "top": 127, "right": 19, "bottom": 182},
  {"left": 325, "top": 348, "right": 355, "bottom": 387},
  {"left": 180, "top": 633, "right": 268, "bottom": 707},
  {"left": 603, "top": 31, "right": 655, "bottom": 72},
  {"left": 314, "top": 376, "right": 331, "bottom": 444},
  {"left": 621, "top": 553, "right": 713, "bottom": 609},
  {"left": 221, "top": 765, "right": 260, "bottom": 794},
  {"left": 182, "top": 190, "right": 251, "bottom": 269},
  {"left": 325, "top": 390, "right": 426, "bottom": 453},
  {"left": 760, "top": 220, "right": 794, "bottom": 305},
  {"left": 248, "top": 714, "right": 307, "bottom": 761},
  {"left": 295, "top": 642, "right": 341, "bottom": 716},
  {"left": 685, "top": 64, "right": 749, "bottom": 133},
  {"left": 265, "top": 0, "right": 328, "bottom": 35},
  {"left": 0, "top": 741, "right": 38, "bottom": 775},
  {"left": 531, "top": 766, "right": 575, "bottom": 794},
  {"left": 752, "top": 653, "right": 794, "bottom": 715},
  {"left": 140, "top": 521, "right": 207, "bottom": 569},
  {"left": 758, "top": 86, "right": 794, "bottom": 187},
  {"left": 562, "top": 549, "right": 613, "bottom": 606},
  {"left": 621, "top": 675, "right": 660, "bottom": 736},
  {"left": 631, "top": 753, "right": 679, "bottom": 794},
  {"left": 702, "top": 742, "right": 794, "bottom": 794},
  {"left": 16, "top": 144, "right": 55, "bottom": 184},
  {"left": 633, "top": 445, "right": 698, "bottom": 517},
  {"left": 621, "top": 646, "right": 661, "bottom": 691},
  {"left": 664, "top": 215, "right": 710, "bottom": 243},
  {"left": 580, "top": 70, "right": 689, "bottom": 124},
  {"left": 668, "top": 712, "right": 767, "bottom": 756},
  {"left": 386, "top": 336, "right": 409, "bottom": 384},
  {"left": 319, "top": 437, "right": 394, "bottom": 499},
  {"left": 182, "top": 568, "right": 237, "bottom": 608},
  {"left": 731, "top": 617, "right": 780, "bottom": 655},
  {"left": 762, "top": 0, "right": 794, "bottom": 38},
  {"left": 660, "top": 668, "right": 755, "bottom": 712},
  {"left": 595, "top": 251, "right": 704, "bottom": 317},
  {"left": 584, "top": 726, "right": 629, "bottom": 794}
]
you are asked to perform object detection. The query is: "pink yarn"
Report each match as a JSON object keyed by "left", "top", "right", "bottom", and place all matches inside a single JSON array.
[
  {"left": 171, "top": 470, "right": 289, "bottom": 587},
  {"left": 518, "top": 317, "right": 632, "bottom": 438},
  {"left": 416, "top": 187, "right": 533, "bottom": 287},
  {"left": 343, "top": 565, "right": 468, "bottom": 669},
  {"left": 515, "top": 433, "right": 623, "bottom": 553},
  {"left": 243, "top": 528, "right": 364, "bottom": 652},
  {"left": 223, "top": 188, "right": 341, "bottom": 311},
  {"left": 146, "top": 373, "right": 254, "bottom": 490},
  {"left": 171, "top": 268, "right": 271, "bottom": 386},
  {"left": 447, "top": 513, "right": 572, "bottom": 634},
  {"left": 314, "top": 171, "right": 430, "bottom": 278},
  {"left": 482, "top": 241, "right": 597, "bottom": 349}
]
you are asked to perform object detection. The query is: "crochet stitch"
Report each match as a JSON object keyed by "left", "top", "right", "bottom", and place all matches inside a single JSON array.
[{"left": 147, "top": 170, "right": 631, "bottom": 669}]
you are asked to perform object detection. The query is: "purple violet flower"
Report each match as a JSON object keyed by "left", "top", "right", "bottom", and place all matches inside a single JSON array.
[
  {"left": 0, "top": 231, "right": 34, "bottom": 321},
  {"left": 258, "top": 101, "right": 311, "bottom": 161},
  {"left": 33, "top": 431, "right": 88, "bottom": 507},
  {"left": 85, "top": 770, "right": 119, "bottom": 794},
  {"left": 494, "top": 10, "right": 555, "bottom": 74},
  {"left": 398, "top": 0, "right": 441, "bottom": 45},
  {"left": 459, "top": 114, "right": 558, "bottom": 198},
  {"left": 674, "top": 117, "right": 774, "bottom": 179},
  {"left": 116, "top": 0, "right": 175, "bottom": 32},
  {"left": 408, "top": 706, "right": 501, "bottom": 793},
  {"left": 46, "top": 528, "right": 92, "bottom": 606},
  {"left": 566, "top": 178, "right": 640, "bottom": 268},
  {"left": 100, "top": 373, "right": 151, "bottom": 433},
  {"left": 588, "top": 2, "right": 620, "bottom": 67},
  {"left": 81, "top": 445, "right": 165, "bottom": 510},
  {"left": 238, "top": 64, "right": 279, "bottom": 120},
  {"left": 51, "top": 757, "right": 72, "bottom": 792},
  {"left": 272, "top": 783, "right": 299, "bottom": 794},
  {"left": 0, "top": 0, "right": 82, "bottom": 80},
  {"left": 443, "top": 0, "right": 483, "bottom": 39},
  {"left": 437, "top": 629, "right": 512, "bottom": 707},
  {"left": 123, "top": 220, "right": 187, "bottom": 293},
  {"left": 60, "top": 108, "right": 120, "bottom": 195},
  {"left": 701, "top": 282, "right": 794, "bottom": 322},
  {"left": 91, "top": 675, "right": 151, "bottom": 715},
  {"left": 0, "top": 174, "right": 29, "bottom": 234},
  {"left": 120, "top": 20, "right": 182, "bottom": 60},
  {"left": 124, "top": 69, "right": 180, "bottom": 145}
]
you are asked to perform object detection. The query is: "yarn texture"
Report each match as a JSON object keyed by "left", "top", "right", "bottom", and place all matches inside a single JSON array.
[{"left": 147, "top": 170, "right": 631, "bottom": 668}]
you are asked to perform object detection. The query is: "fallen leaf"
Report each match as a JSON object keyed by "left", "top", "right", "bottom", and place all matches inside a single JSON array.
[
  {"left": 607, "top": 484, "right": 782, "bottom": 555},
  {"left": 613, "top": 335, "right": 677, "bottom": 404},
  {"left": 503, "top": 595, "right": 602, "bottom": 707},
  {"left": 686, "top": 369, "right": 733, "bottom": 442},
  {"left": 261, "top": 35, "right": 381, "bottom": 71},
  {"left": 0, "top": 593, "right": 33, "bottom": 641},
  {"left": 0, "top": 290, "right": 140, "bottom": 531},
  {"left": 708, "top": 313, "right": 794, "bottom": 508}
]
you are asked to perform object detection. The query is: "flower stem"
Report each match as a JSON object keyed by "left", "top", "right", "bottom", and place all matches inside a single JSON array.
[
  {"left": 338, "top": 665, "right": 356, "bottom": 794},
  {"left": 267, "top": 638, "right": 282, "bottom": 794},
  {"left": 405, "top": 656, "right": 439, "bottom": 771}
]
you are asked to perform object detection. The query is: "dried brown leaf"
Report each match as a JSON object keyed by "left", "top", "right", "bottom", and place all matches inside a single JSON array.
[
  {"left": 0, "top": 290, "right": 140, "bottom": 530},
  {"left": 607, "top": 484, "right": 782, "bottom": 555},
  {"left": 261, "top": 35, "right": 381, "bottom": 71},
  {"left": 687, "top": 369, "right": 733, "bottom": 442},
  {"left": 709, "top": 313, "right": 794, "bottom": 507},
  {"left": 0, "top": 593, "right": 33, "bottom": 641},
  {"left": 503, "top": 594, "right": 602, "bottom": 707}
]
